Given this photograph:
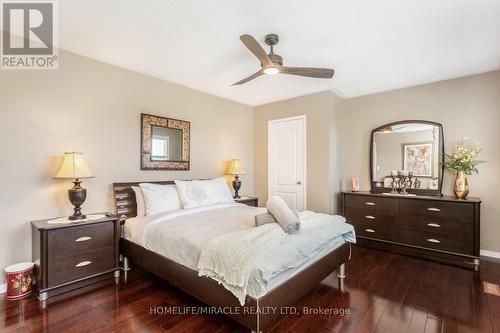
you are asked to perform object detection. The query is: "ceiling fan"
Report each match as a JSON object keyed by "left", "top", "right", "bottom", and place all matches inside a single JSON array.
[{"left": 232, "top": 33, "right": 334, "bottom": 86}]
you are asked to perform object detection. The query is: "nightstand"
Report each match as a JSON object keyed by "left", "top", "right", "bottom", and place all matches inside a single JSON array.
[
  {"left": 31, "top": 214, "right": 120, "bottom": 301},
  {"left": 235, "top": 196, "right": 258, "bottom": 207}
]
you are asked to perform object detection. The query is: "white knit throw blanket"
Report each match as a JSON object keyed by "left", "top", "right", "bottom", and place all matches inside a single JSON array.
[{"left": 197, "top": 223, "right": 284, "bottom": 305}]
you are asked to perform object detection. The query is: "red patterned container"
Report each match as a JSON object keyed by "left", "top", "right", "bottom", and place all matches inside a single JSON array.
[{"left": 5, "top": 262, "right": 34, "bottom": 299}]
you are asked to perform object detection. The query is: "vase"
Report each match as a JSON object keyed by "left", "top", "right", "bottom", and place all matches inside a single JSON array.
[{"left": 454, "top": 171, "right": 469, "bottom": 199}]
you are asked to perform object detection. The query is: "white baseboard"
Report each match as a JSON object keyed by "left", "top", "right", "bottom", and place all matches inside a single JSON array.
[
  {"left": 0, "top": 283, "right": 6, "bottom": 294},
  {"left": 480, "top": 250, "right": 500, "bottom": 259}
]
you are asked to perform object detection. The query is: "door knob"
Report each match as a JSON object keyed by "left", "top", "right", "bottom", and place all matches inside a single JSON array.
[{"left": 296, "top": 181, "right": 302, "bottom": 185}]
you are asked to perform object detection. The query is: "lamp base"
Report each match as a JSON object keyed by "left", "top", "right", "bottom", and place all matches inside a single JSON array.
[
  {"left": 232, "top": 175, "right": 241, "bottom": 199},
  {"left": 68, "top": 179, "right": 87, "bottom": 220},
  {"left": 68, "top": 212, "right": 86, "bottom": 221}
]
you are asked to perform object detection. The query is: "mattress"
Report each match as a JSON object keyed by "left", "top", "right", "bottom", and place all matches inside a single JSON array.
[{"left": 123, "top": 203, "right": 353, "bottom": 298}]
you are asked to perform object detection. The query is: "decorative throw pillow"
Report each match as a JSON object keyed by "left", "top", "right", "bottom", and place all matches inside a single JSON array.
[
  {"left": 131, "top": 186, "right": 146, "bottom": 217},
  {"left": 175, "top": 178, "right": 234, "bottom": 209},
  {"left": 266, "top": 195, "right": 301, "bottom": 234},
  {"left": 139, "top": 183, "right": 182, "bottom": 216}
]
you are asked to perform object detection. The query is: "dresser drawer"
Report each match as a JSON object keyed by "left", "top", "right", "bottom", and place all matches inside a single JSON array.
[
  {"left": 344, "top": 207, "right": 397, "bottom": 227},
  {"left": 48, "top": 222, "right": 115, "bottom": 259},
  {"left": 399, "top": 215, "right": 472, "bottom": 239},
  {"left": 350, "top": 220, "right": 398, "bottom": 242},
  {"left": 399, "top": 226, "right": 474, "bottom": 255},
  {"left": 399, "top": 199, "right": 474, "bottom": 222},
  {"left": 47, "top": 246, "right": 115, "bottom": 287},
  {"left": 344, "top": 194, "right": 398, "bottom": 212}
]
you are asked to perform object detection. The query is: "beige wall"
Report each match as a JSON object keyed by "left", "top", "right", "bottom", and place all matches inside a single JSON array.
[
  {"left": 0, "top": 49, "right": 254, "bottom": 284},
  {"left": 254, "top": 91, "right": 343, "bottom": 213},
  {"left": 342, "top": 71, "right": 500, "bottom": 253}
]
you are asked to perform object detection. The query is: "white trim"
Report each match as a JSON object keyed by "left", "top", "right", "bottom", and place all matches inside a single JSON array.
[
  {"left": 267, "top": 114, "right": 307, "bottom": 210},
  {"left": 0, "top": 283, "right": 6, "bottom": 294},
  {"left": 480, "top": 250, "right": 500, "bottom": 259},
  {"left": 267, "top": 114, "right": 307, "bottom": 125}
]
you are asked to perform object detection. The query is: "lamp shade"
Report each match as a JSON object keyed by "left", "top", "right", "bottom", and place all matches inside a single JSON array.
[
  {"left": 54, "top": 152, "right": 94, "bottom": 179},
  {"left": 226, "top": 159, "right": 245, "bottom": 175}
]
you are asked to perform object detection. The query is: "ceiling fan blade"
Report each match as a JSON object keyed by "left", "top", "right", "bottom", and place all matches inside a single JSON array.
[
  {"left": 240, "top": 34, "right": 272, "bottom": 66},
  {"left": 280, "top": 66, "right": 334, "bottom": 79},
  {"left": 232, "top": 70, "right": 263, "bottom": 86}
]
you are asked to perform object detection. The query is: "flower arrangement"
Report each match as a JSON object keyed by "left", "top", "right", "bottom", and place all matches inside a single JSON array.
[{"left": 443, "top": 137, "right": 484, "bottom": 175}]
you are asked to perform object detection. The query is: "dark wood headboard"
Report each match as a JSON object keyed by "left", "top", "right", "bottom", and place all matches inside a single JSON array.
[{"left": 113, "top": 180, "right": 176, "bottom": 220}]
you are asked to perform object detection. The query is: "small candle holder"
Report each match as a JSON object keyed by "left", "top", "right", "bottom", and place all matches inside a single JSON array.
[
  {"left": 390, "top": 176, "right": 398, "bottom": 194},
  {"left": 400, "top": 177, "right": 409, "bottom": 195}
]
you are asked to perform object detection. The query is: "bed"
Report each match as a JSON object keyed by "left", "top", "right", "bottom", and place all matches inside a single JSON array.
[{"left": 113, "top": 180, "right": 353, "bottom": 332}]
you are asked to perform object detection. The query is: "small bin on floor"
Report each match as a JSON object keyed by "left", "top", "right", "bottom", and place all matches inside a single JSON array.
[{"left": 5, "top": 262, "right": 34, "bottom": 299}]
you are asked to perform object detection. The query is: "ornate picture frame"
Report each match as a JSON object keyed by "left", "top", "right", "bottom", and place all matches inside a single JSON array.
[
  {"left": 401, "top": 141, "right": 434, "bottom": 177},
  {"left": 141, "top": 113, "right": 190, "bottom": 170}
]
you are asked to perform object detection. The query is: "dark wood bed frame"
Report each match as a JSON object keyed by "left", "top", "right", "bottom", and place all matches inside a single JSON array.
[{"left": 113, "top": 181, "right": 351, "bottom": 332}]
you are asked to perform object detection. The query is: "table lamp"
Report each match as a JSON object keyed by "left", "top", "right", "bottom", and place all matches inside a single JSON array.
[
  {"left": 226, "top": 159, "right": 245, "bottom": 199},
  {"left": 54, "top": 152, "right": 94, "bottom": 220}
]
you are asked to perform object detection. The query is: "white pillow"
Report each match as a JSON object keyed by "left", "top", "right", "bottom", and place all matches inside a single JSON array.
[
  {"left": 131, "top": 186, "right": 146, "bottom": 217},
  {"left": 139, "top": 183, "right": 182, "bottom": 216},
  {"left": 175, "top": 178, "right": 234, "bottom": 209}
]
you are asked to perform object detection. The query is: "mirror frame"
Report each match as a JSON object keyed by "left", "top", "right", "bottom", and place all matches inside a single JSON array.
[
  {"left": 141, "top": 113, "right": 190, "bottom": 170},
  {"left": 369, "top": 120, "right": 444, "bottom": 196}
]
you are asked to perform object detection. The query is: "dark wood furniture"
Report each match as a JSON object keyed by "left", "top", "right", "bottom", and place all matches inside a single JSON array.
[
  {"left": 113, "top": 181, "right": 350, "bottom": 332},
  {"left": 31, "top": 214, "right": 121, "bottom": 301},
  {"left": 341, "top": 191, "right": 480, "bottom": 270},
  {"left": 235, "top": 196, "right": 258, "bottom": 207}
]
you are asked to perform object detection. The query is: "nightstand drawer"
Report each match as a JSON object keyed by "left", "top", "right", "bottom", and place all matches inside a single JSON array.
[
  {"left": 48, "top": 222, "right": 115, "bottom": 259},
  {"left": 47, "top": 246, "right": 115, "bottom": 287}
]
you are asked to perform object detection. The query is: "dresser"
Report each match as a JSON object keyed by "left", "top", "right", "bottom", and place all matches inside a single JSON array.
[
  {"left": 341, "top": 191, "right": 481, "bottom": 270},
  {"left": 32, "top": 214, "right": 121, "bottom": 300}
]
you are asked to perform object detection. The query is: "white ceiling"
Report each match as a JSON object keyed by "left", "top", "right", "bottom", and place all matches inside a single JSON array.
[{"left": 58, "top": 0, "right": 500, "bottom": 106}]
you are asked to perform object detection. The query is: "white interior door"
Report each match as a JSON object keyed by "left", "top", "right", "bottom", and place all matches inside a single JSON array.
[{"left": 268, "top": 115, "right": 306, "bottom": 211}]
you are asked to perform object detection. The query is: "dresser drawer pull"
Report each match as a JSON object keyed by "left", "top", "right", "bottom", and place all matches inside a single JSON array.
[
  {"left": 365, "top": 229, "right": 376, "bottom": 233},
  {"left": 427, "top": 208, "right": 441, "bottom": 212},
  {"left": 365, "top": 202, "right": 376, "bottom": 206},
  {"left": 364, "top": 215, "right": 376, "bottom": 219},
  {"left": 426, "top": 239, "right": 441, "bottom": 243},
  {"left": 426, "top": 223, "right": 441, "bottom": 228},
  {"left": 75, "top": 236, "right": 92, "bottom": 242},
  {"left": 75, "top": 261, "right": 92, "bottom": 268}
]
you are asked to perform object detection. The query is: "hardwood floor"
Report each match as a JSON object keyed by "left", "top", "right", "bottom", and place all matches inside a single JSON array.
[{"left": 1, "top": 247, "right": 499, "bottom": 332}]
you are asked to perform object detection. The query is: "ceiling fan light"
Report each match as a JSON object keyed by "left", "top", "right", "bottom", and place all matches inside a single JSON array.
[{"left": 264, "top": 67, "right": 280, "bottom": 75}]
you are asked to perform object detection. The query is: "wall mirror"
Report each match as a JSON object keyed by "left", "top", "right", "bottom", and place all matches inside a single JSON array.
[
  {"left": 141, "top": 113, "right": 190, "bottom": 170},
  {"left": 370, "top": 120, "right": 444, "bottom": 196}
]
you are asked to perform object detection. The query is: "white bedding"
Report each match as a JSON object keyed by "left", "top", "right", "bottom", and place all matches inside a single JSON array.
[{"left": 123, "top": 203, "right": 355, "bottom": 300}]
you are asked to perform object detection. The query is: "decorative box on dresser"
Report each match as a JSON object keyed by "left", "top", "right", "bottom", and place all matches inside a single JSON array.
[
  {"left": 31, "top": 214, "right": 121, "bottom": 300},
  {"left": 341, "top": 191, "right": 481, "bottom": 270}
]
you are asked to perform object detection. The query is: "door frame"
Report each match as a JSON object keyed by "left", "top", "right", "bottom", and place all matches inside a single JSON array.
[{"left": 267, "top": 114, "right": 307, "bottom": 210}]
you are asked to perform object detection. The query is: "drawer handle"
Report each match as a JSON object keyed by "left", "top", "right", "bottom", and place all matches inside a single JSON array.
[
  {"left": 427, "top": 223, "right": 441, "bottom": 228},
  {"left": 427, "top": 208, "right": 441, "bottom": 212},
  {"left": 364, "top": 215, "right": 376, "bottom": 219},
  {"left": 75, "top": 236, "right": 92, "bottom": 242},
  {"left": 365, "top": 229, "right": 376, "bottom": 233},
  {"left": 365, "top": 202, "right": 376, "bottom": 206},
  {"left": 426, "top": 238, "right": 441, "bottom": 243},
  {"left": 75, "top": 261, "right": 92, "bottom": 268}
]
